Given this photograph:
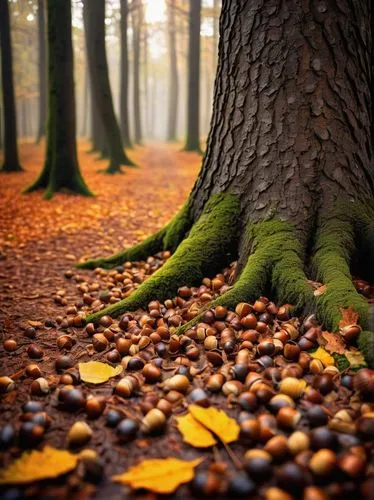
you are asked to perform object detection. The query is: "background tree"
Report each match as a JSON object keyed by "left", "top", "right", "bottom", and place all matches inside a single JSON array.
[
  {"left": 80, "top": 0, "right": 374, "bottom": 366},
  {"left": 83, "top": 0, "right": 133, "bottom": 172},
  {"left": 0, "top": 0, "right": 23, "bottom": 172},
  {"left": 119, "top": 0, "right": 132, "bottom": 148},
  {"left": 25, "top": 0, "right": 92, "bottom": 199},
  {"left": 183, "top": 0, "right": 201, "bottom": 152},
  {"left": 167, "top": 0, "right": 179, "bottom": 142},
  {"left": 35, "top": 0, "right": 46, "bottom": 144},
  {"left": 132, "top": 0, "right": 143, "bottom": 145}
]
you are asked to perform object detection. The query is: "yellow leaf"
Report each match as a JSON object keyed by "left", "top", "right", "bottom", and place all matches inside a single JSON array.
[
  {"left": 310, "top": 347, "right": 335, "bottom": 367},
  {"left": 176, "top": 413, "right": 217, "bottom": 448},
  {"left": 345, "top": 350, "right": 367, "bottom": 368},
  {"left": 188, "top": 405, "right": 240, "bottom": 444},
  {"left": 0, "top": 446, "right": 79, "bottom": 485},
  {"left": 112, "top": 457, "right": 203, "bottom": 493},
  {"left": 79, "top": 361, "right": 122, "bottom": 384}
]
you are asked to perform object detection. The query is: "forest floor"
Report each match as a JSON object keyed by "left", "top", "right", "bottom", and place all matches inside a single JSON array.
[{"left": 0, "top": 142, "right": 374, "bottom": 499}]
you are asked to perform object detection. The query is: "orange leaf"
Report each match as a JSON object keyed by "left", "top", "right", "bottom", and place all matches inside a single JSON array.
[
  {"left": 321, "top": 331, "right": 345, "bottom": 355},
  {"left": 176, "top": 413, "right": 217, "bottom": 448},
  {"left": 314, "top": 285, "right": 327, "bottom": 296},
  {"left": 112, "top": 457, "right": 203, "bottom": 493},
  {"left": 188, "top": 405, "right": 240, "bottom": 444},
  {"left": 0, "top": 446, "right": 79, "bottom": 485},
  {"left": 339, "top": 307, "right": 359, "bottom": 329}
]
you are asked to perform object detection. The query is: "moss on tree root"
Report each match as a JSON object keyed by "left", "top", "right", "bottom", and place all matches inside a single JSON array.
[
  {"left": 77, "top": 201, "right": 193, "bottom": 270},
  {"left": 84, "top": 193, "right": 240, "bottom": 323}
]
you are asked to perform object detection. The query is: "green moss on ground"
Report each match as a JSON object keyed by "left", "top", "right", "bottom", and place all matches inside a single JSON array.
[{"left": 84, "top": 193, "right": 240, "bottom": 323}]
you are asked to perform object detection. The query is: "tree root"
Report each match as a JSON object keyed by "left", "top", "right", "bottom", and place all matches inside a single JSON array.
[
  {"left": 84, "top": 194, "right": 240, "bottom": 323},
  {"left": 76, "top": 201, "right": 193, "bottom": 269}
]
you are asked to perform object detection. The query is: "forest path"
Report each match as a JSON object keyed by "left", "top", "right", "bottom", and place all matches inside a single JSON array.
[{"left": 0, "top": 139, "right": 200, "bottom": 369}]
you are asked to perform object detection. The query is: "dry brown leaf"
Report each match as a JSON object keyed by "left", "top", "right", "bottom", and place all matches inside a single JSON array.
[
  {"left": 314, "top": 285, "right": 327, "bottom": 296},
  {"left": 339, "top": 307, "right": 359, "bottom": 328},
  {"left": 310, "top": 347, "right": 335, "bottom": 367},
  {"left": 0, "top": 446, "right": 79, "bottom": 485},
  {"left": 345, "top": 350, "right": 367, "bottom": 368},
  {"left": 176, "top": 413, "right": 217, "bottom": 448},
  {"left": 78, "top": 361, "right": 122, "bottom": 384},
  {"left": 112, "top": 457, "right": 203, "bottom": 493},
  {"left": 188, "top": 405, "right": 240, "bottom": 444},
  {"left": 321, "top": 331, "right": 345, "bottom": 355}
]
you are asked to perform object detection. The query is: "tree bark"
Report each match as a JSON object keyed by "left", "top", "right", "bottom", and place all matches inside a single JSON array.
[
  {"left": 167, "top": 0, "right": 179, "bottom": 142},
  {"left": 0, "top": 0, "right": 23, "bottom": 172},
  {"left": 119, "top": 0, "right": 132, "bottom": 148},
  {"left": 132, "top": 0, "right": 142, "bottom": 145},
  {"left": 35, "top": 0, "right": 46, "bottom": 144},
  {"left": 183, "top": 0, "right": 201, "bottom": 152},
  {"left": 81, "top": 63, "right": 89, "bottom": 137},
  {"left": 25, "top": 0, "right": 92, "bottom": 198},
  {"left": 83, "top": 0, "right": 133, "bottom": 171}
]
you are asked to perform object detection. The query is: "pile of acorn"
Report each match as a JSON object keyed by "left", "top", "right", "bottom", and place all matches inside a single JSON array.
[{"left": 1, "top": 255, "right": 374, "bottom": 497}]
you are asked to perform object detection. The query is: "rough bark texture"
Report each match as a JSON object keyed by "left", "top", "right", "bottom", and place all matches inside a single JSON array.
[
  {"left": 0, "top": 0, "right": 22, "bottom": 172},
  {"left": 36, "top": 0, "right": 46, "bottom": 144},
  {"left": 132, "top": 0, "right": 143, "bottom": 145},
  {"left": 83, "top": 0, "right": 132, "bottom": 171},
  {"left": 190, "top": 0, "right": 373, "bottom": 241},
  {"left": 184, "top": 0, "right": 201, "bottom": 152},
  {"left": 81, "top": 64, "right": 89, "bottom": 137},
  {"left": 120, "top": 0, "right": 132, "bottom": 148},
  {"left": 167, "top": 0, "right": 179, "bottom": 141},
  {"left": 25, "top": 0, "right": 92, "bottom": 199}
]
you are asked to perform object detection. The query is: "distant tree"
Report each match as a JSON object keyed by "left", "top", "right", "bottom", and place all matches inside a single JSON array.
[
  {"left": 83, "top": 0, "right": 133, "bottom": 172},
  {"left": 0, "top": 94, "right": 2, "bottom": 150},
  {"left": 80, "top": 64, "right": 89, "bottom": 138},
  {"left": 132, "top": 0, "right": 142, "bottom": 145},
  {"left": 35, "top": 0, "right": 46, "bottom": 144},
  {"left": 0, "top": 0, "right": 23, "bottom": 172},
  {"left": 183, "top": 0, "right": 201, "bottom": 152},
  {"left": 25, "top": 0, "right": 92, "bottom": 198},
  {"left": 167, "top": 0, "right": 179, "bottom": 142},
  {"left": 120, "top": 0, "right": 132, "bottom": 148}
]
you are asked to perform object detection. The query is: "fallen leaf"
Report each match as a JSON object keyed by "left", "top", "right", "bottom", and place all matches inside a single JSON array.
[
  {"left": 176, "top": 413, "right": 217, "bottom": 448},
  {"left": 79, "top": 361, "right": 122, "bottom": 384},
  {"left": 112, "top": 457, "right": 203, "bottom": 493},
  {"left": 345, "top": 350, "right": 367, "bottom": 369},
  {"left": 321, "top": 331, "right": 345, "bottom": 355},
  {"left": 188, "top": 405, "right": 240, "bottom": 444},
  {"left": 27, "top": 320, "right": 43, "bottom": 328},
  {"left": 310, "top": 347, "right": 335, "bottom": 367},
  {"left": 339, "top": 307, "right": 359, "bottom": 329},
  {"left": 0, "top": 446, "right": 79, "bottom": 485},
  {"left": 314, "top": 285, "right": 327, "bottom": 296}
]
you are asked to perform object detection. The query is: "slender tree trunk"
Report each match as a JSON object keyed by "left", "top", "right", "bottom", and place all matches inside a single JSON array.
[
  {"left": 83, "top": 0, "right": 133, "bottom": 171},
  {"left": 25, "top": 0, "right": 92, "bottom": 198},
  {"left": 183, "top": 0, "right": 201, "bottom": 152},
  {"left": 167, "top": 0, "right": 179, "bottom": 142},
  {"left": 119, "top": 0, "right": 132, "bottom": 148},
  {"left": 132, "top": 0, "right": 142, "bottom": 145},
  {"left": 81, "top": 63, "right": 89, "bottom": 137},
  {"left": 0, "top": 95, "right": 3, "bottom": 150},
  {"left": 0, "top": 0, "right": 22, "bottom": 172},
  {"left": 143, "top": 18, "right": 149, "bottom": 138},
  {"left": 35, "top": 0, "right": 46, "bottom": 144}
]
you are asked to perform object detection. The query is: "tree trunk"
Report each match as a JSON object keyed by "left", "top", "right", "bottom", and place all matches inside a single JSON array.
[
  {"left": 143, "top": 17, "right": 149, "bottom": 138},
  {"left": 132, "top": 0, "right": 142, "bottom": 145},
  {"left": 0, "top": 95, "right": 2, "bottom": 150},
  {"left": 167, "top": 0, "right": 179, "bottom": 142},
  {"left": 81, "top": 0, "right": 374, "bottom": 367},
  {"left": 0, "top": 0, "right": 23, "bottom": 172},
  {"left": 183, "top": 0, "right": 201, "bottom": 152},
  {"left": 81, "top": 63, "right": 89, "bottom": 137},
  {"left": 119, "top": 0, "right": 132, "bottom": 148},
  {"left": 35, "top": 0, "right": 46, "bottom": 144},
  {"left": 25, "top": 0, "right": 92, "bottom": 199},
  {"left": 83, "top": 0, "right": 133, "bottom": 171}
]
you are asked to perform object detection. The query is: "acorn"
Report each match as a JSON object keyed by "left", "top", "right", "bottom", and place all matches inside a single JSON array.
[
  {"left": 116, "top": 418, "right": 139, "bottom": 442},
  {"left": 115, "top": 376, "right": 139, "bottom": 398},
  {"left": 287, "top": 431, "right": 310, "bottom": 455},
  {"left": 340, "top": 324, "right": 361, "bottom": 343},
  {"left": 0, "top": 376, "right": 15, "bottom": 393},
  {"left": 268, "top": 394, "right": 295, "bottom": 413},
  {"left": 264, "top": 435, "right": 289, "bottom": 461},
  {"left": 338, "top": 453, "right": 366, "bottom": 478},
  {"left": 164, "top": 374, "right": 190, "bottom": 393},
  {"left": 257, "top": 340, "right": 275, "bottom": 357},
  {"left": 354, "top": 368, "right": 374, "bottom": 399},
  {"left": 189, "top": 388, "right": 209, "bottom": 407},
  {"left": 222, "top": 380, "right": 243, "bottom": 397},
  {"left": 30, "top": 377, "right": 49, "bottom": 396},
  {"left": 309, "top": 449, "right": 336, "bottom": 476},
  {"left": 191, "top": 471, "right": 222, "bottom": 495},
  {"left": 240, "top": 419, "right": 260, "bottom": 441},
  {"left": 283, "top": 342, "right": 300, "bottom": 361},
  {"left": 356, "top": 414, "right": 374, "bottom": 439},
  {"left": 279, "top": 377, "right": 306, "bottom": 399},
  {"left": 24, "top": 326, "right": 36, "bottom": 339},
  {"left": 99, "top": 315, "right": 113, "bottom": 327},
  {"left": 141, "top": 408, "right": 166, "bottom": 434},
  {"left": 207, "top": 373, "right": 225, "bottom": 392},
  {"left": 22, "top": 400, "right": 43, "bottom": 413},
  {"left": 245, "top": 456, "right": 272, "bottom": 482},
  {"left": 85, "top": 396, "right": 106, "bottom": 419},
  {"left": 307, "top": 406, "right": 328, "bottom": 427},
  {"left": 57, "top": 334, "right": 76, "bottom": 350},
  {"left": 264, "top": 487, "right": 293, "bottom": 500},
  {"left": 19, "top": 422, "right": 45, "bottom": 447},
  {"left": 236, "top": 302, "right": 252, "bottom": 318},
  {"left": 59, "top": 387, "right": 86, "bottom": 411},
  {"left": 25, "top": 364, "right": 42, "bottom": 379},
  {"left": 228, "top": 472, "right": 256, "bottom": 496},
  {"left": 310, "top": 426, "right": 336, "bottom": 450},
  {"left": 106, "top": 349, "right": 122, "bottom": 363},
  {"left": 277, "top": 406, "right": 301, "bottom": 429},
  {"left": 67, "top": 421, "right": 92, "bottom": 447},
  {"left": 204, "top": 336, "right": 218, "bottom": 350},
  {"left": 310, "top": 359, "right": 324, "bottom": 374},
  {"left": 276, "top": 462, "right": 307, "bottom": 492},
  {"left": 116, "top": 338, "right": 131, "bottom": 355},
  {"left": 0, "top": 424, "right": 16, "bottom": 449},
  {"left": 3, "top": 339, "right": 17, "bottom": 352},
  {"left": 30, "top": 412, "right": 52, "bottom": 429},
  {"left": 85, "top": 323, "right": 96, "bottom": 336},
  {"left": 239, "top": 392, "right": 258, "bottom": 412},
  {"left": 92, "top": 333, "right": 109, "bottom": 352},
  {"left": 142, "top": 363, "right": 162, "bottom": 383},
  {"left": 206, "top": 351, "right": 223, "bottom": 366},
  {"left": 303, "top": 486, "right": 328, "bottom": 500},
  {"left": 55, "top": 355, "right": 74, "bottom": 372},
  {"left": 156, "top": 398, "right": 173, "bottom": 416},
  {"left": 27, "top": 344, "right": 44, "bottom": 359}
]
